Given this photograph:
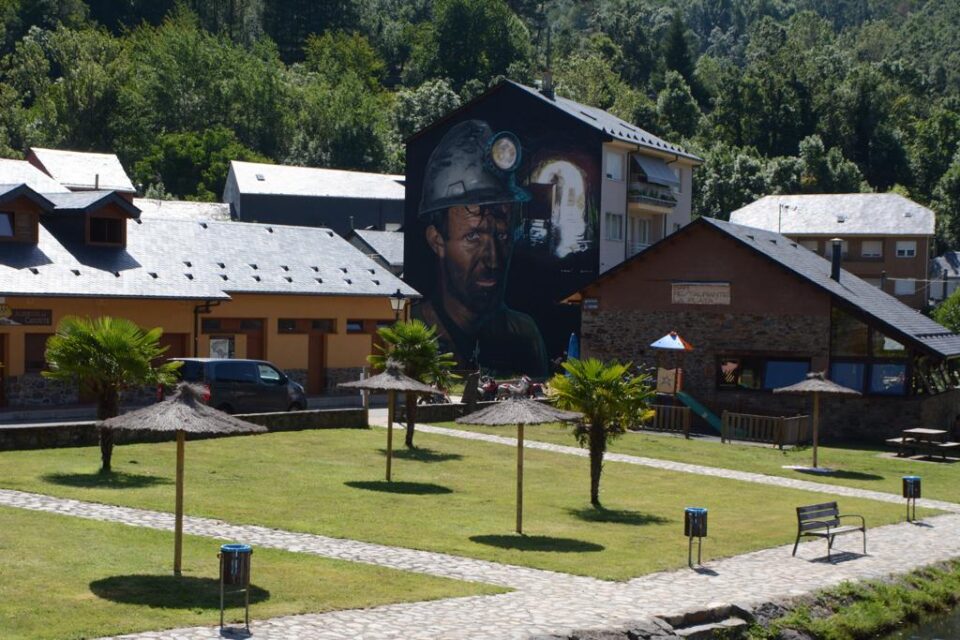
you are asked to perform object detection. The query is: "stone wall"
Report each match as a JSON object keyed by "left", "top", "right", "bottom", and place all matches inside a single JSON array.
[
  {"left": 285, "top": 368, "right": 308, "bottom": 388},
  {"left": 582, "top": 308, "right": 960, "bottom": 441},
  {"left": 0, "top": 407, "right": 368, "bottom": 451},
  {"left": 4, "top": 373, "right": 79, "bottom": 407},
  {"left": 325, "top": 367, "right": 365, "bottom": 395}
]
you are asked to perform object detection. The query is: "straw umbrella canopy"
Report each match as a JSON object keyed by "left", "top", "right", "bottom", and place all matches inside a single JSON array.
[
  {"left": 339, "top": 363, "right": 438, "bottom": 482},
  {"left": 457, "top": 398, "right": 582, "bottom": 534},
  {"left": 774, "top": 372, "right": 860, "bottom": 470},
  {"left": 99, "top": 383, "right": 267, "bottom": 576}
]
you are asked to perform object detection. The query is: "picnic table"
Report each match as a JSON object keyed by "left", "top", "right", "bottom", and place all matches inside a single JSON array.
[{"left": 886, "top": 428, "right": 960, "bottom": 460}]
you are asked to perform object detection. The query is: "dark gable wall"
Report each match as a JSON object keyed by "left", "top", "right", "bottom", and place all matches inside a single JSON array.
[
  {"left": 238, "top": 194, "right": 403, "bottom": 237},
  {"left": 404, "top": 82, "right": 606, "bottom": 363}
]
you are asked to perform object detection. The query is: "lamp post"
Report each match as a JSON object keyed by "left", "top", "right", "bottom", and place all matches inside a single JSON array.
[{"left": 389, "top": 288, "right": 407, "bottom": 322}]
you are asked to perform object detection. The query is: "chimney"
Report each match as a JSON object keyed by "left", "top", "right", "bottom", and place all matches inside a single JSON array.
[
  {"left": 94, "top": 173, "right": 99, "bottom": 190},
  {"left": 830, "top": 238, "right": 843, "bottom": 282}
]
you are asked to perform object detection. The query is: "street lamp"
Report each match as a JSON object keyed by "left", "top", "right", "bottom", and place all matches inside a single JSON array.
[{"left": 389, "top": 288, "right": 407, "bottom": 322}]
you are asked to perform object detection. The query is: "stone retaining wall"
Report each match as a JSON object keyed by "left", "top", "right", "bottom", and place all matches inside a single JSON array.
[{"left": 0, "top": 407, "right": 367, "bottom": 451}]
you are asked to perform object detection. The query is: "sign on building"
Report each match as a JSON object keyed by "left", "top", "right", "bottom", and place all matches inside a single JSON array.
[{"left": 671, "top": 282, "right": 731, "bottom": 306}]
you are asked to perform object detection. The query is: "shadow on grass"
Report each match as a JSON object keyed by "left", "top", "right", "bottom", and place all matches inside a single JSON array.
[
  {"left": 344, "top": 480, "right": 453, "bottom": 495},
  {"left": 43, "top": 471, "right": 171, "bottom": 489},
  {"left": 567, "top": 506, "right": 669, "bottom": 526},
  {"left": 470, "top": 534, "right": 604, "bottom": 553},
  {"left": 379, "top": 448, "right": 463, "bottom": 463},
  {"left": 89, "top": 575, "right": 269, "bottom": 608},
  {"left": 795, "top": 469, "right": 884, "bottom": 481}
]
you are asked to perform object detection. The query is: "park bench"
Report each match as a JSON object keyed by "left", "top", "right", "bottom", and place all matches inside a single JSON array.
[
  {"left": 885, "top": 433, "right": 960, "bottom": 460},
  {"left": 793, "top": 501, "right": 866, "bottom": 561}
]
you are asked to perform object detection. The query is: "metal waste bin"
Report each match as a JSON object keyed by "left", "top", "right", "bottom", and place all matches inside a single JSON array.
[
  {"left": 903, "top": 476, "right": 921, "bottom": 522},
  {"left": 684, "top": 507, "right": 708, "bottom": 537},
  {"left": 220, "top": 543, "right": 252, "bottom": 586},
  {"left": 219, "top": 543, "right": 252, "bottom": 629}
]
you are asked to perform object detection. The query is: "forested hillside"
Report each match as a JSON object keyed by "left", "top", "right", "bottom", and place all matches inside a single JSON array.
[{"left": 3, "top": 1, "right": 960, "bottom": 247}]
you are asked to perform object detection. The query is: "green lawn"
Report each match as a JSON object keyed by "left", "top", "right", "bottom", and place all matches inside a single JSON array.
[
  {"left": 0, "top": 428, "right": 930, "bottom": 581},
  {"left": 0, "top": 506, "right": 502, "bottom": 640},
  {"left": 446, "top": 421, "right": 960, "bottom": 504}
]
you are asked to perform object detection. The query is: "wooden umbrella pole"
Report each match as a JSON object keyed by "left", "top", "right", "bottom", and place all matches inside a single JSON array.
[
  {"left": 386, "top": 390, "right": 394, "bottom": 482},
  {"left": 812, "top": 393, "right": 820, "bottom": 469},
  {"left": 174, "top": 429, "right": 185, "bottom": 576},
  {"left": 516, "top": 423, "right": 524, "bottom": 535}
]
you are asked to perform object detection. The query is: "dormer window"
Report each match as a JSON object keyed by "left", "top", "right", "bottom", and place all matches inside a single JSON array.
[
  {"left": 88, "top": 215, "right": 124, "bottom": 246},
  {"left": 0, "top": 212, "right": 13, "bottom": 237}
]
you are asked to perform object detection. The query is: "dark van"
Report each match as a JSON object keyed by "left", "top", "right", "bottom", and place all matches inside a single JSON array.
[{"left": 170, "top": 358, "right": 307, "bottom": 414}]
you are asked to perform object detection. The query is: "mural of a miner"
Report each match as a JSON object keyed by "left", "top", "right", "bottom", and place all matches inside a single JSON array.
[{"left": 414, "top": 119, "right": 549, "bottom": 377}]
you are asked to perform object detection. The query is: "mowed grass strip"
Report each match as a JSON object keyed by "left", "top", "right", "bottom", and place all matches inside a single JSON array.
[
  {"left": 0, "top": 506, "right": 503, "bottom": 640},
  {"left": 0, "top": 428, "right": 930, "bottom": 581},
  {"left": 449, "top": 422, "right": 960, "bottom": 504}
]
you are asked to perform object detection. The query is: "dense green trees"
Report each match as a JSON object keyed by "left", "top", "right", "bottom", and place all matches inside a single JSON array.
[{"left": 2, "top": 0, "right": 960, "bottom": 246}]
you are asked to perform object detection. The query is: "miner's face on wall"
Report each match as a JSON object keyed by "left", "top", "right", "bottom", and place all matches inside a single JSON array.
[{"left": 426, "top": 203, "right": 514, "bottom": 317}]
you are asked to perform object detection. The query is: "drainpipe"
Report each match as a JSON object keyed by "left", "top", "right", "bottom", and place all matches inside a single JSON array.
[
  {"left": 830, "top": 238, "right": 843, "bottom": 282},
  {"left": 193, "top": 300, "right": 221, "bottom": 357}
]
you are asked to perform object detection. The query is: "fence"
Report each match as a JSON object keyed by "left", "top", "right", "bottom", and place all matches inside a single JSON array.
[
  {"left": 720, "top": 411, "right": 811, "bottom": 448},
  {"left": 640, "top": 404, "right": 691, "bottom": 438}
]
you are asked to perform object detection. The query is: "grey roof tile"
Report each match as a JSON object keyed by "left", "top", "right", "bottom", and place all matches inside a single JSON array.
[
  {"left": 353, "top": 229, "right": 404, "bottom": 267},
  {"left": 0, "top": 215, "right": 419, "bottom": 301},
  {"left": 729, "top": 194, "right": 935, "bottom": 236},
  {"left": 134, "top": 198, "right": 232, "bottom": 221},
  {"left": 0, "top": 159, "right": 71, "bottom": 193},
  {"left": 230, "top": 160, "right": 405, "bottom": 199},
  {"left": 703, "top": 218, "right": 960, "bottom": 358},
  {"left": 29, "top": 147, "right": 135, "bottom": 192}
]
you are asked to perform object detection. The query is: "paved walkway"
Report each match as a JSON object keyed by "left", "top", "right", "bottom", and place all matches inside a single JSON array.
[{"left": 4, "top": 416, "right": 960, "bottom": 639}]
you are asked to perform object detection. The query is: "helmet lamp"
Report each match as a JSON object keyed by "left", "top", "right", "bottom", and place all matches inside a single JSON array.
[{"left": 489, "top": 133, "right": 520, "bottom": 172}]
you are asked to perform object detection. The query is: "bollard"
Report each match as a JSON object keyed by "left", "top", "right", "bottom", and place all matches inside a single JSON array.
[
  {"left": 684, "top": 507, "right": 708, "bottom": 567},
  {"left": 219, "top": 543, "right": 252, "bottom": 630},
  {"left": 903, "top": 476, "right": 921, "bottom": 522}
]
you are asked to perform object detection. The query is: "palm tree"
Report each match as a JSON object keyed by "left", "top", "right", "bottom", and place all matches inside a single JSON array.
[
  {"left": 43, "top": 316, "right": 181, "bottom": 473},
  {"left": 369, "top": 319, "right": 456, "bottom": 448},
  {"left": 548, "top": 358, "right": 654, "bottom": 507}
]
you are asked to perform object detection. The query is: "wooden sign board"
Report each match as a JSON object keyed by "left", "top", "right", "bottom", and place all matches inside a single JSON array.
[
  {"left": 671, "top": 282, "right": 730, "bottom": 306},
  {"left": 656, "top": 367, "right": 683, "bottom": 394}
]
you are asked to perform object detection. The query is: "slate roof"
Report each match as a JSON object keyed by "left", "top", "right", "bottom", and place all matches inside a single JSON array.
[
  {"left": 703, "top": 218, "right": 960, "bottom": 358},
  {"left": 508, "top": 81, "right": 702, "bottom": 162},
  {"left": 29, "top": 147, "right": 136, "bottom": 193},
  {"left": 45, "top": 191, "right": 140, "bottom": 217},
  {"left": 229, "top": 160, "right": 405, "bottom": 199},
  {"left": 134, "top": 198, "right": 232, "bottom": 222},
  {"left": 353, "top": 229, "right": 404, "bottom": 267},
  {"left": 0, "top": 159, "right": 71, "bottom": 193},
  {"left": 0, "top": 183, "right": 55, "bottom": 209},
  {"left": 729, "top": 194, "right": 935, "bottom": 236},
  {"left": 0, "top": 215, "right": 419, "bottom": 301}
]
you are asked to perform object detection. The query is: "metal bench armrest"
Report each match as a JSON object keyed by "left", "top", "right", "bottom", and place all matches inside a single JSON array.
[{"left": 837, "top": 514, "right": 866, "bottom": 529}]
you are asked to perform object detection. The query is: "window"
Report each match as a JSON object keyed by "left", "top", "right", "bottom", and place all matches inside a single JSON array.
[
  {"left": 89, "top": 216, "right": 123, "bottom": 244},
  {"left": 869, "top": 363, "right": 907, "bottom": 395},
  {"left": 830, "top": 362, "right": 865, "bottom": 392},
  {"left": 311, "top": 319, "right": 335, "bottom": 332},
  {"left": 863, "top": 278, "right": 882, "bottom": 289},
  {"left": 201, "top": 318, "right": 221, "bottom": 332},
  {"left": 214, "top": 361, "right": 257, "bottom": 383},
  {"left": 673, "top": 223, "right": 681, "bottom": 233},
  {"left": 872, "top": 332, "right": 906, "bottom": 358},
  {"left": 671, "top": 167, "right": 682, "bottom": 193},
  {"left": 861, "top": 240, "right": 883, "bottom": 258},
  {"left": 24, "top": 333, "right": 52, "bottom": 372},
  {"left": 604, "top": 212, "right": 624, "bottom": 241},
  {"left": 605, "top": 151, "right": 624, "bottom": 181},
  {"left": 830, "top": 307, "right": 869, "bottom": 356},
  {"left": 346, "top": 320, "right": 363, "bottom": 333},
  {"left": 717, "top": 357, "right": 809, "bottom": 391},
  {"left": 278, "top": 319, "right": 298, "bottom": 333},
  {"left": 800, "top": 240, "right": 818, "bottom": 252},
  {"left": 894, "top": 278, "right": 916, "bottom": 295},
  {"left": 176, "top": 361, "right": 204, "bottom": 382},
  {"left": 239, "top": 319, "right": 263, "bottom": 331},
  {"left": 895, "top": 241, "right": 917, "bottom": 258},
  {"left": 257, "top": 363, "right": 284, "bottom": 384},
  {"left": 0, "top": 212, "right": 13, "bottom": 237}
]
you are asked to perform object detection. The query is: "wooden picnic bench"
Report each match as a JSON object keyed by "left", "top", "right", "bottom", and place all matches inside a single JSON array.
[
  {"left": 885, "top": 428, "right": 960, "bottom": 460},
  {"left": 793, "top": 501, "right": 866, "bottom": 561}
]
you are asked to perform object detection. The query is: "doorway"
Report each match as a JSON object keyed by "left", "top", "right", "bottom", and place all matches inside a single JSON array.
[{"left": 307, "top": 333, "right": 326, "bottom": 394}]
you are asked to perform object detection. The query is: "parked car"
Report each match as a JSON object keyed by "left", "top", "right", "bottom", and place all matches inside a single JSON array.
[{"left": 167, "top": 358, "right": 307, "bottom": 414}]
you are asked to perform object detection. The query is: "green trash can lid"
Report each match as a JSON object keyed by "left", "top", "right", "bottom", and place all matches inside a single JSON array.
[{"left": 221, "top": 543, "right": 252, "bottom": 553}]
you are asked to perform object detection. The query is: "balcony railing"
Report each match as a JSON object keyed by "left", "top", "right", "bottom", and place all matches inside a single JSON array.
[
  {"left": 628, "top": 179, "right": 677, "bottom": 208},
  {"left": 627, "top": 241, "right": 651, "bottom": 258}
]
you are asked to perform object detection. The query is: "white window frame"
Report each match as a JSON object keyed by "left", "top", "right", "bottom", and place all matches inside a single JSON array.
[
  {"left": 894, "top": 278, "right": 916, "bottom": 295},
  {"left": 604, "top": 212, "right": 624, "bottom": 241},
  {"left": 605, "top": 151, "right": 624, "bottom": 181},
  {"left": 861, "top": 240, "right": 883, "bottom": 258},
  {"left": 800, "top": 239, "right": 818, "bottom": 252},
  {"left": 895, "top": 240, "right": 917, "bottom": 258}
]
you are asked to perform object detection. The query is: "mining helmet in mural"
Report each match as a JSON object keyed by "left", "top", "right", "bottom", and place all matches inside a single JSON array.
[{"left": 419, "top": 119, "right": 530, "bottom": 217}]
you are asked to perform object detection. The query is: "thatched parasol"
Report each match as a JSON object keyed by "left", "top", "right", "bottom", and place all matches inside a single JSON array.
[
  {"left": 340, "top": 363, "right": 437, "bottom": 482},
  {"left": 774, "top": 372, "right": 860, "bottom": 470},
  {"left": 99, "top": 383, "right": 267, "bottom": 576},
  {"left": 457, "top": 398, "right": 582, "bottom": 534}
]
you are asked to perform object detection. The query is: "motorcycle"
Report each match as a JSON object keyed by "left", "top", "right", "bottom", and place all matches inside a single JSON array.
[{"left": 478, "top": 375, "right": 499, "bottom": 401}]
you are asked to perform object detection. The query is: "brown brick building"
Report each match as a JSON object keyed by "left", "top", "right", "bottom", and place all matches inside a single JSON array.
[{"left": 568, "top": 217, "right": 960, "bottom": 441}]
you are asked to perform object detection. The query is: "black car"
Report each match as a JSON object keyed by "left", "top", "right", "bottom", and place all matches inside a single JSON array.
[{"left": 169, "top": 358, "right": 307, "bottom": 414}]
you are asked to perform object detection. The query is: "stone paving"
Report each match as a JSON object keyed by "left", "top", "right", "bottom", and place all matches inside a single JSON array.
[{"left": 4, "top": 415, "right": 960, "bottom": 639}]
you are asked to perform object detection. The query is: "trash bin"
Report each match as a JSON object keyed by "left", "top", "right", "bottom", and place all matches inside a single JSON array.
[
  {"left": 219, "top": 543, "right": 252, "bottom": 586},
  {"left": 684, "top": 507, "right": 708, "bottom": 537},
  {"left": 903, "top": 475, "right": 921, "bottom": 499}
]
